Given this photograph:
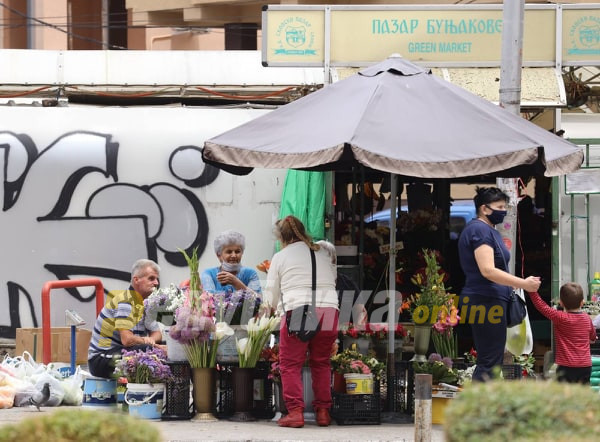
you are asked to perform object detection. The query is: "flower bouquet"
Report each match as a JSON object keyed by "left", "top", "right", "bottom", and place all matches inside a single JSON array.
[
  {"left": 409, "top": 249, "right": 453, "bottom": 325},
  {"left": 431, "top": 299, "right": 460, "bottom": 359},
  {"left": 236, "top": 314, "right": 280, "bottom": 368},
  {"left": 114, "top": 347, "right": 172, "bottom": 384},
  {"left": 169, "top": 304, "right": 234, "bottom": 368},
  {"left": 214, "top": 289, "right": 262, "bottom": 326},
  {"left": 331, "top": 349, "right": 386, "bottom": 380},
  {"left": 144, "top": 283, "right": 185, "bottom": 327},
  {"left": 259, "top": 344, "right": 280, "bottom": 383}
]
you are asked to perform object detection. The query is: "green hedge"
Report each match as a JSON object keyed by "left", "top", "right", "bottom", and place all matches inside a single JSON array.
[
  {"left": 445, "top": 381, "right": 600, "bottom": 442},
  {"left": 0, "top": 409, "right": 161, "bottom": 442}
]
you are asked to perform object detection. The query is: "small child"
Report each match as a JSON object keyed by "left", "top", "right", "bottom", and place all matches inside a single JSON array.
[{"left": 528, "top": 283, "right": 597, "bottom": 384}]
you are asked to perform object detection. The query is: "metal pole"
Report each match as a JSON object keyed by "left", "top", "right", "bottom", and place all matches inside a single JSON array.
[
  {"left": 496, "top": 0, "right": 525, "bottom": 276},
  {"left": 26, "top": 0, "right": 35, "bottom": 49},
  {"left": 387, "top": 173, "right": 398, "bottom": 409},
  {"left": 102, "top": 0, "right": 109, "bottom": 49},
  {"left": 414, "top": 373, "right": 432, "bottom": 442}
]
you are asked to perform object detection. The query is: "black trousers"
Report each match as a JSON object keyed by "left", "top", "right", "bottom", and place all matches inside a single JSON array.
[
  {"left": 556, "top": 365, "right": 591, "bottom": 384},
  {"left": 463, "top": 296, "right": 509, "bottom": 382}
]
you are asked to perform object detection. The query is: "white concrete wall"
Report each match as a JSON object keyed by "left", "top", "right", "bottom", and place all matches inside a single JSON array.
[{"left": 0, "top": 105, "right": 284, "bottom": 335}]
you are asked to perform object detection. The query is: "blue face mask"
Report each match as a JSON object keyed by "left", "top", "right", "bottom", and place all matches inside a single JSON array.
[{"left": 485, "top": 205, "right": 507, "bottom": 225}]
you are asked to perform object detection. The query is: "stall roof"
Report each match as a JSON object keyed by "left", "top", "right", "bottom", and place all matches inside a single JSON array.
[
  {"left": 333, "top": 67, "right": 566, "bottom": 108},
  {"left": 0, "top": 50, "right": 565, "bottom": 107}
]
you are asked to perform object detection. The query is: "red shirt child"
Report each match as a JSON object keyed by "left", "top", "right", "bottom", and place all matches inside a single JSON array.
[{"left": 528, "top": 283, "right": 596, "bottom": 384}]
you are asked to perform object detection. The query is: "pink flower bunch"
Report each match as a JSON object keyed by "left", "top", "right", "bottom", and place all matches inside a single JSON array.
[
  {"left": 170, "top": 305, "right": 215, "bottom": 345},
  {"left": 349, "top": 360, "right": 371, "bottom": 375}
]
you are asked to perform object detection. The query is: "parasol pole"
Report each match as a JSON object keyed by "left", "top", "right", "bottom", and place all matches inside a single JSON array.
[{"left": 387, "top": 173, "right": 398, "bottom": 409}]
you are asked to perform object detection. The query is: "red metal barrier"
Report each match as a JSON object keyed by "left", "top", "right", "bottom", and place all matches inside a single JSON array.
[{"left": 41, "top": 278, "right": 104, "bottom": 364}]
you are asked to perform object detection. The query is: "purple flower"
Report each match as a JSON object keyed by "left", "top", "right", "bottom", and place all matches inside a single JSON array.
[
  {"left": 442, "top": 357, "right": 453, "bottom": 369},
  {"left": 428, "top": 353, "right": 442, "bottom": 363}
]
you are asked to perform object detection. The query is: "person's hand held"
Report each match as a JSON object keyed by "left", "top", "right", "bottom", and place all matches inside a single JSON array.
[{"left": 524, "top": 276, "right": 541, "bottom": 293}]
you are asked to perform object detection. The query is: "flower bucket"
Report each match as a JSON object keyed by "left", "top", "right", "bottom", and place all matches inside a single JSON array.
[
  {"left": 125, "top": 383, "right": 165, "bottom": 420},
  {"left": 344, "top": 373, "right": 373, "bottom": 395},
  {"left": 82, "top": 376, "right": 117, "bottom": 408},
  {"left": 165, "top": 328, "right": 187, "bottom": 362}
]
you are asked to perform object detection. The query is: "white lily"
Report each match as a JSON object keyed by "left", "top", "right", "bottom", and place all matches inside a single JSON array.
[
  {"left": 215, "top": 321, "right": 234, "bottom": 339},
  {"left": 236, "top": 337, "right": 248, "bottom": 355}
]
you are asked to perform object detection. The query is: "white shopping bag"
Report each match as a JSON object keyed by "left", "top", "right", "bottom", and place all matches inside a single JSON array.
[{"left": 506, "top": 289, "right": 533, "bottom": 356}]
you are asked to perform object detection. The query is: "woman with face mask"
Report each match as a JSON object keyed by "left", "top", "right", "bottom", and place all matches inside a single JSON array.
[
  {"left": 458, "top": 187, "right": 541, "bottom": 382},
  {"left": 200, "top": 230, "right": 262, "bottom": 295}
]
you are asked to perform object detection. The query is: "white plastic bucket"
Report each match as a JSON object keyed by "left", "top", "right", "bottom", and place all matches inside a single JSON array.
[
  {"left": 165, "top": 328, "right": 187, "bottom": 362},
  {"left": 125, "top": 383, "right": 165, "bottom": 420},
  {"left": 82, "top": 376, "right": 117, "bottom": 407},
  {"left": 344, "top": 373, "right": 373, "bottom": 395}
]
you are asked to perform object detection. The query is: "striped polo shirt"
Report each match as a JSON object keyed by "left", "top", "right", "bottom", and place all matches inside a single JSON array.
[{"left": 88, "top": 288, "right": 159, "bottom": 358}]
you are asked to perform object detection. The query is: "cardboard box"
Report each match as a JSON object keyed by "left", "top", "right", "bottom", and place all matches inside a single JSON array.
[{"left": 15, "top": 327, "right": 92, "bottom": 364}]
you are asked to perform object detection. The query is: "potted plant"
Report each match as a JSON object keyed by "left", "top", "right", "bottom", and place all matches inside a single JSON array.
[
  {"left": 339, "top": 322, "right": 372, "bottom": 355},
  {"left": 367, "top": 322, "right": 407, "bottom": 361},
  {"left": 412, "top": 353, "right": 459, "bottom": 385},
  {"left": 331, "top": 349, "right": 385, "bottom": 393},
  {"left": 114, "top": 347, "right": 172, "bottom": 420},
  {"left": 408, "top": 249, "right": 454, "bottom": 361}
]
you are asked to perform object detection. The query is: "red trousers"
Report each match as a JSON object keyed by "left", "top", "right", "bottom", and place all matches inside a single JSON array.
[{"left": 279, "top": 307, "right": 339, "bottom": 411}]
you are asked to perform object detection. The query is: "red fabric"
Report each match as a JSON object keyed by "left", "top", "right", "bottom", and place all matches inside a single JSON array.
[
  {"left": 529, "top": 292, "right": 597, "bottom": 367},
  {"left": 279, "top": 307, "right": 339, "bottom": 411}
]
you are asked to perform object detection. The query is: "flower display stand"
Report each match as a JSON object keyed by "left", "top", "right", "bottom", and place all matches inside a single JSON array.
[
  {"left": 192, "top": 367, "right": 217, "bottom": 421},
  {"left": 230, "top": 366, "right": 256, "bottom": 421}
]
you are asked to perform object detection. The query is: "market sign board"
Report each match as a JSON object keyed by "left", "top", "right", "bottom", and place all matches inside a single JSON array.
[{"left": 262, "top": 4, "right": 600, "bottom": 67}]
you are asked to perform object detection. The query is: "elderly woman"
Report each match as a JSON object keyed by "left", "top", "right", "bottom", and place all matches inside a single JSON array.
[
  {"left": 264, "top": 216, "right": 338, "bottom": 428},
  {"left": 200, "top": 230, "right": 262, "bottom": 294}
]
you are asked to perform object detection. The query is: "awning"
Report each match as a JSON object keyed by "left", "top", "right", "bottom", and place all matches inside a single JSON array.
[{"left": 332, "top": 67, "right": 566, "bottom": 108}]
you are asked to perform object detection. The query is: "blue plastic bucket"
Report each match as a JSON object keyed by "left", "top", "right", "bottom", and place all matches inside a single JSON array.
[
  {"left": 83, "top": 377, "right": 117, "bottom": 407},
  {"left": 125, "top": 383, "right": 165, "bottom": 420}
]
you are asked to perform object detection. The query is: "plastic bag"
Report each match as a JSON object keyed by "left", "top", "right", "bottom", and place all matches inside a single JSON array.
[
  {"left": 506, "top": 296, "right": 533, "bottom": 356},
  {"left": 32, "top": 372, "right": 65, "bottom": 406},
  {"left": 61, "top": 368, "right": 84, "bottom": 406},
  {"left": 13, "top": 382, "right": 38, "bottom": 407},
  {"left": 0, "top": 385, "right": 15, "bottom": 408}
]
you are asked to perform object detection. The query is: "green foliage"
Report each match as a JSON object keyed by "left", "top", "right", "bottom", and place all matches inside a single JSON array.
[
  {"left": 0, "top": 409, "right": 161, "bottom": 442},
  {"left": 445, "top": 381, "right": 600, "bottom": 442},
  {"left": 413, "top": 360, "right": 458, "bottom": 385}
]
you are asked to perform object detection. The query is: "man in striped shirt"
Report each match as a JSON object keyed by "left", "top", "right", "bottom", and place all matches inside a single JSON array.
[
  {"left": 528, "top": 283, "right": 597, "bottom": 384},
  {"left": 87, "top": 259, "right": 165, "bottom": 378}
]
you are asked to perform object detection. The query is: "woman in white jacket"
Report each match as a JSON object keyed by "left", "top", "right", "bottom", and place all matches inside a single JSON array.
[{"left": 264, "top": 215, "right": 339, "bottom": 428}]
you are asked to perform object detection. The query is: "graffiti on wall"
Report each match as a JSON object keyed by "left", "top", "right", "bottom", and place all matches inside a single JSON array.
[{"left": 0, "top": 130, "right": 219, "bottom": 338}]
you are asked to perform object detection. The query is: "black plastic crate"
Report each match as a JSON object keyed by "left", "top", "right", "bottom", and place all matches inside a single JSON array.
[
  {"left": 252, "top": 361, "right": 275, "bottom": 419},
  {"left": 215, "top": 363, "right": 235, "bottom": 418},
  {"left": 502, "top": 364, "right": 523, "bottom": 380},
  {"left": 214, "top": 362, "right": 275, "bottom": 419},
  {"left": 162, "top": 362, "right": 194, "bottom": 420},
  {"left": 331, "top": 392, "right": 381, "bottom": 425}
]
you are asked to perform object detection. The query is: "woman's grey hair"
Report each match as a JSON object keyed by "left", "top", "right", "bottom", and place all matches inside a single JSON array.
[
  {"left": 214, "top": 230, "right": 246, "bottom": 255},
  {"left": 131, "top": 259, "right": 160, "bottom": 282},
  {"left": 316, "top": 240, "right": 337, "bottom": 264}
]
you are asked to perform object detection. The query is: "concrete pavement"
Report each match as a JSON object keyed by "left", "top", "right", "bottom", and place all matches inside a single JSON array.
[{"left": 0, "top": 406, "right": 447, "bottom": 441}]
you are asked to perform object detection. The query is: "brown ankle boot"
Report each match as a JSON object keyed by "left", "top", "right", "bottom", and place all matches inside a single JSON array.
[
  {"left": 316, "top": 408, "right": 331, "bottom": 426},
  {"left": 278, "top": 408, "right": 304, "bottom": 428}
]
